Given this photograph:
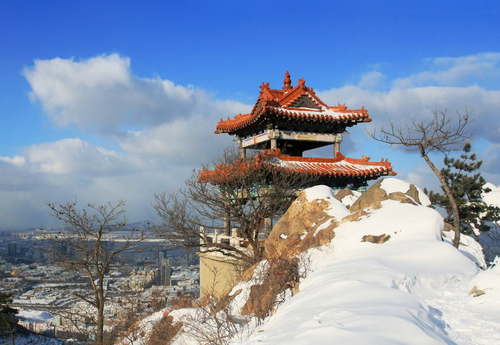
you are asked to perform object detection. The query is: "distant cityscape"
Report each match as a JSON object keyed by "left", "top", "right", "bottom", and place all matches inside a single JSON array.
[{"left": 0, "top": 226, "right": 199, "bottom": 342}]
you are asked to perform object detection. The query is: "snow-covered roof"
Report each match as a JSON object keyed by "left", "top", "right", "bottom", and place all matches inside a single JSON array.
[
  {"left": 215, "top": 72, "right": 370, "bottom": 135},
  {"left": 275, "top": 154, "right": 395, "bottom": 178},
  {"left": 199, "top": 150, "right": 395, "bottom": 184}
]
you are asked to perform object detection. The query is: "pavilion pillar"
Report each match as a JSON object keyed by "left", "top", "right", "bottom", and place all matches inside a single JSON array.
[
  {"left": 240, "top": 146, "right": 246, "bottom": 160},
  {"left": 334, "top": 142, "right": 341, "bottom": 156},
  {"left": 334, "top": 134, "right": 343, "bottom": 157},
  {"left": 271, "top": 138, "right": 277, "bottom": 150},
  {"left": 268, "top": 126, "right": 278, "bottom": 150}
]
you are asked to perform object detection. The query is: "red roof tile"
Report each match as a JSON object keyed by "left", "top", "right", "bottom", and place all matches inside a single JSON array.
[
  {"left": 215, "top": 73, "right": 371, "bottom": 135},
  {"left": 199, "top": 150, "right": 396, "bottom": 184},
  {"left": 275, "top": 154, "right": 396, "bottom": 178}
]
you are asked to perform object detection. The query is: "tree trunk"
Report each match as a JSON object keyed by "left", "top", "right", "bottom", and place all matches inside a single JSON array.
[
  {"left": 96, "top": 289, "right": 105, "bottom": 345},
  {"left": 1, "top": 313, "right": 15, "bottom": 345},
  {"left": 421, "top": 149, "right": 461, "bottom": 247},
  {"left": 249, "top": 234, "right": 261, "bottom": 264}
]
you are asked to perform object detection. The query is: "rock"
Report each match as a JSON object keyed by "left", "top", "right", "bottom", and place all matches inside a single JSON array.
[
  {"left": 341, "top": 209, "right": 371, "bottom": 224},
  {"left": 334, "top": 188, "right": 361, "bottom": 209},
  {"left": 335, "top": 188, "right": 354, "bottom": 202},
  {"left": 362, "top": 234, "right": 391, "bottom": 244},
  {"left": 349, "top": 180, "right": 387, "bottom": 213},
  {"left": 470, "top": 286, "right": 486, "bottom": 297},
  {"left": 406, "top": 184, "right": 422, "bottom": 204},
  {"left": 350, "top": 178, "right": 427, "bottom": 213},
  {"left": 443, "top": 222, "right": 455, "bottom": 233},
  {"left": 265, "top": 187, "right": 348, "bottom": 258},
  {"left": 386, "top": 192, "right": 418, "bottom": 206},
  {"left": 266, "top": 179, "right": 428, "bottom": 258}
]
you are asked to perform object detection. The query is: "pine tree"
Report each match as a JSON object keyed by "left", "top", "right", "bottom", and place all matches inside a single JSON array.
[
  {"left": 0, "top": 291, "right": 18, "bottom": 340},
  {"left": 427, "top": 143, "right": 500, "bottom": 235}
]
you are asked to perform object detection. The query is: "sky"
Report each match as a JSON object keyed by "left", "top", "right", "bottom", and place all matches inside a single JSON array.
[{"left": 1, "top": 0, "right": 500, "bottom": 230}]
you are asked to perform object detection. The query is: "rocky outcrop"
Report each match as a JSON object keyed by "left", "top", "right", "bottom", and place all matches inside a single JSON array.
[
  {"left": 349, "top": 179, "right": 426, "bottom": 214},
  {"left": 335, "top": 188, "right": 354, "bottom": 202},
  {"left": 242, "top": 179, "right": 431, "bottom": 319},
  {"left": 265, "top": 186, "right": 349, "bottom": 258},
  {"left": 265, "top": 180, "right": 429, "bottom": 257}
]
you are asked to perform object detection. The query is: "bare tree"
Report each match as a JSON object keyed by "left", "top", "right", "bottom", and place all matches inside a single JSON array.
[
  {"left": 43, "top": 201, "right": 149, "bottom": 345},
  {"left": 154, "top": 147, "right": 316, "bottom": 267},
  {"left": 370, "top": 109, "right": 473, "bottom": 247}
]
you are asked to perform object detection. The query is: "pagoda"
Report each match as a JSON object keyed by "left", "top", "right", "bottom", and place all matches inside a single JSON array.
[
  {"left": 198, "top": 72, "right": 396, "bottom": 297},
  {"left": 212, "top": 72, "right": 396, "bottom": 189}
]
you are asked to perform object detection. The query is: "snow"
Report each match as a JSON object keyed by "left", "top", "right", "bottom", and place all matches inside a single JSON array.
[
  {"left": 467, "top": 257, "right": 500, "bottom": 315},
  {"left": 338, "top": 193, "right": 359, "bottom": 208},
  {"left": 118, "top": 308, "right": 167, "bottom": 345},
  {"left": 479, "top": 182, "right": 500, "bottom": 263},
  {"left": 380, "top": 177, "right": 431, "bottom": 206},
  {"left": 482, "top": 182, "right": 500, "bottom": 207},
  {"left": 304, "top": 185, "right": 350, "bottom": 220},
  {"left": 18, "top": 310, "right": 54, "bottom": 323},
  {"left": 132, "top": 181, "right": 500, "bottom": 345},
  {"left": 442, "top": 229, "right": 487, "bottom": 268},
  {"left": 234, "top": 185, "right": 500, "bottom": 345},
  {"left": 1, "top": 335, "right": 63, "bottom": 345},
  {"left": 13, "top": 298, "right": 55, "bottom": 305}
]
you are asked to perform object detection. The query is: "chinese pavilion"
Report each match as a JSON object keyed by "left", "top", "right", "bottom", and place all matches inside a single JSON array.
[
  {"left": 199, "top": 72, "right": 396, "bottom": 296},
  {"left": 211, "top": 72, "right": 396, "bottom": 189}
]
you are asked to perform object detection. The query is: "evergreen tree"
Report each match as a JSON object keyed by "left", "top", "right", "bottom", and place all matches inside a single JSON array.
[
  {"left": 426, "top": 143, "right": 500, "bottom": 235},
  {"left": 0, "top": 292, "right": 18, "bottom": 338}
]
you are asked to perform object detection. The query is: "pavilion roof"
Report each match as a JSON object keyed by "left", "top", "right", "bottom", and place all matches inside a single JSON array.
[
  {"left": 199, "top": 149, "right": 396, "bottom": 184},
  {"left": 215, "top": 72, "right": 371, "bottom": 135},
  {"left": 274, "top": 154, "right": 396, "bottom": 179}
]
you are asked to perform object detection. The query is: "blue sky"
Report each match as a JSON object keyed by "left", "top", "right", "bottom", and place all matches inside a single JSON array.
[{"left": 1, "top": 0, "right": 500, "bottom": 230}]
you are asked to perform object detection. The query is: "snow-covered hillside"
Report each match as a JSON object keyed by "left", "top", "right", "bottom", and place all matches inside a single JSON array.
[
  {"left": 480, "top": 183, "right": 500, "bottom": 262},
  {"left": 236, "top": 180, "right": 500, "bottom": 345},
  {"left": 133, "top": 179, "right": 500, "bottom": 345}
]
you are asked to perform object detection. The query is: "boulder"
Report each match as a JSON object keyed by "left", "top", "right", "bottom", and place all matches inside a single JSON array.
[
  {"left": 334, "top": 188, "right": 361, "bottom": 209},
  {"left": 349, "top": 179, "right": 387, "bottom": 213},
  {"left": 335, "top": 188, "right": 354, "bottom": 202},
  {"left": 265, "top": 186, "right": 349, "bottom": 258},
  {"left": 350, "top": 178, "right": 427, "bottom": 213}
]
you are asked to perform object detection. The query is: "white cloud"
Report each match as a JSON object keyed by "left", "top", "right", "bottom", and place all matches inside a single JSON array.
[
  {"left": 116, "top": 118, "right": 232, "bottom": 165},
  {"left": 318, "top": 85, "right": 500, "bottom": 144},
  {"left": 357, "top": 71, "right": 385, "bottom": 90},
  {"left": 8, "top": 53, "right": 254, "bottom": 231},
  {"left": 23, "top": 54, "right": 250, "bottom": 135},
  {"left": 0, "top": 137, "right": 194, "bottom": 230},
  {"left": 399, "top": 52, "right": 500, "bottom": 87},
  {"left": 318, "top": 52, "right": 500, "bottom": 191},
  {"left": 3, "top": 52, "right": 500, "bottom": 231},
  {"left": 0, "top": 155, "right": 25, "bottom": 166},
  {"left": 23, "top": 138, "right": 127, "bottom": 175}
]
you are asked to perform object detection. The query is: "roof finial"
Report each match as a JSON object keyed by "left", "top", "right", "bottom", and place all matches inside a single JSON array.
[{"left": 283, "top": 71, "right": 292, "bottom": 91}]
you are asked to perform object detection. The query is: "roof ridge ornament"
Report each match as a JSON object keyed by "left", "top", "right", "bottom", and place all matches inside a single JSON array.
[
  {"left": 283, "top": 71, "right": 292, "bottom": 91},
  {"left": 260, "top": 82, "right": 270, "bottom": 91}
]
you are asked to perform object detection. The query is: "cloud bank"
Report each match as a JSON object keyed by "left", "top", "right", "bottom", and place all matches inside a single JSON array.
[
  {"left": 23, "top": 54, "right": 250, "bottom": 165},
  {"left": 2, "top": 52, "right": 500, "bottom": 230}
]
